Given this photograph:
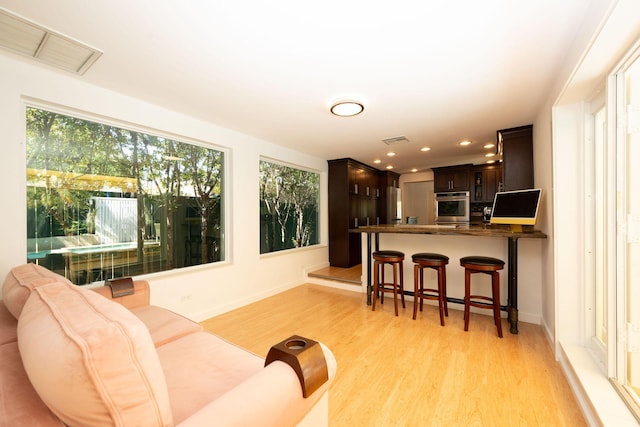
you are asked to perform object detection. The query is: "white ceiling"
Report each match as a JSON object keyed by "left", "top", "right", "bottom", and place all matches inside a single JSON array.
[{"left": 0, "top": 1, "right": 595, "bottom": 173}]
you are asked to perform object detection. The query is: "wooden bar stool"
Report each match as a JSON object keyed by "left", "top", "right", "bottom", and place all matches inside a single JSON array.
[
  {"left": 372, "top": 250, "right": 405, "bottom": 316},
  {"left": 460, "top": 256, "right": 505, "bottom": 338},
  {"left": 412, "top": 253, "right": 449, "bottom": 326}
]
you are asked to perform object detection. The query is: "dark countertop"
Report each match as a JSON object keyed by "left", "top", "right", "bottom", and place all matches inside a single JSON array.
[{"left": 352, "top": 224, "right": 547, "bottom": 239}]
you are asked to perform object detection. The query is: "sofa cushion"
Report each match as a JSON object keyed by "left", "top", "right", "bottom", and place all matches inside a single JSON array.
[
  {"left": 0, "top": 342, "right": 64, "bottom": 427},
  {"left": 18, "top": 282, "right": 174, "bottom": 426},
  {"left": 131, "top": 305, "right": 203, "bottom": 347},
  {"left": 2, "top": 263, "right": 72, "bottom": 319},
  {"left": 155, "top": 331, "right": 264, "bottom": 424},
  {"left": 0, "top": 301, "right": 18, "bottom": 344}
]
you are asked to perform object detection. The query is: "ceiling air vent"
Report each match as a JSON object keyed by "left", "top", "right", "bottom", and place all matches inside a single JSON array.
[
  {"left": 0, "top": 7, "right": 102, "bottom": 75},
  {"left": 382, "top": 136, "right": 410, "bottom": 146}
]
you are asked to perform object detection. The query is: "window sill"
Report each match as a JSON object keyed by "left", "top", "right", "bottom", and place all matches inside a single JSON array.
[
  {"left": 259, "top": 243, "right": 327, "bottom": 258},
  {"left": 559, "top": 343, "right": 638, "bottom": 426}
]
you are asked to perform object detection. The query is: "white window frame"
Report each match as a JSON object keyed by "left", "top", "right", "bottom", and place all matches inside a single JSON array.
[
  {"left": 611, "top": 45, "right": 640, "bottom": 419},
  {"left": 584, "top": 88, "right": 609, "bottom": 371}
]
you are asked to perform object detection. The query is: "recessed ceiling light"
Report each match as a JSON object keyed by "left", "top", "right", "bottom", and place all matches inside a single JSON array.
[
  {"left": 373, "top": 159, "right": 381, "bottom": 164},
  {"left": 485, "top": 152, "right": 495, "bottom": 157},
  {"left": 484, "top": 143, "right": 495, "bottom": 149},
  {"left": 387, "top": 152, "right": 396, "bottom": 157},
  {"left": 487, "top": 160, "right": 496, "bottom": 164},
  {"left": 386, "top": 165, "right": 394, "bottom": 170},
  {"left": 411, "top": 168, "right": 418, "bottom": 173},
  {"left": 420, "top": 147, "right": 431, "bottom": 152},
  {"left": 459, "top": 140, "right": 472, "bottom": 146},
  {"left": 330, "top": 100, "right": 364, "bottom": 117}
]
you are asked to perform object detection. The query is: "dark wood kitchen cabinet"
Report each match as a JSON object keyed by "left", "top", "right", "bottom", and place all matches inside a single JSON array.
[
  {"left": 498, "top": 125, "right": 533, "bottom": 191},
  {"left": 471, "top": 164, "right": 502, "bottom": 203},
  {"left": 328, "top": 158, "right": 381, "bottom": 267},
  {"left": 377, "top": 170, "right": 400, "bottom": 225},
  {"left": 433, "top": 164, "right": 471, "bottom": 192}
]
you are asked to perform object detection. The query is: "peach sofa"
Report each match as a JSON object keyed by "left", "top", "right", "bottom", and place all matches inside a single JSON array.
[{"left": 0, "top": 264, "right": 336, "bottom": 426}]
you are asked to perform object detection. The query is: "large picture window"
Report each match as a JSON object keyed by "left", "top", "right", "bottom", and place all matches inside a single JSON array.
[
  {"left": 26, "top": 107, "right": 224, "bottom": 285},
  {"left": 259, "top": 159, "right": 319, "bottom": 254}
]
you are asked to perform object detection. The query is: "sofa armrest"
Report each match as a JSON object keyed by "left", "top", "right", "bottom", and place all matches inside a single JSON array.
[
  {"left": 177, "top": 343, "right": 337, "bottom": 427},
  {"left": 91, "top": 280, "right": 150, "bottom": 309}
]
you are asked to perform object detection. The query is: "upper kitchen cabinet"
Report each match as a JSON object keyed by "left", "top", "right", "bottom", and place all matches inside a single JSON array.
[
  {"left": 498, "top": 125, "right": 533, "bottom": 191},
  {"left": 471, "top": 164, "right": 502, "bottom": 203},
  {"left": 433, "top": 164, "right": 471, "bottom": 192},
  {"left": 348, "top": 162, "right": 378, "bottom": 197}
]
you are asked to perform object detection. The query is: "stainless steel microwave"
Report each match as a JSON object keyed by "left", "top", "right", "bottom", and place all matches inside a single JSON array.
[{"left": 435, "top": 191, "right": 470, "bottom": 224}]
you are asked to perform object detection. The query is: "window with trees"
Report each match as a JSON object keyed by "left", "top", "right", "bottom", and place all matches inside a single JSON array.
[
  {"left": 26, "top": 107, "right": 225, "bottom": 285},
  {"left": 259, "top": 159, "right": 319, "bottom": 254}
]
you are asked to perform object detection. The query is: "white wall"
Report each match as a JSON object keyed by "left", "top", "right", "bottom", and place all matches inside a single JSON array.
[
  {"left": 402, "top": 181, "right": 433, "bottom": 224},
  {"left": 552, "top": 104, "right": 587, "bottom": 345},
  {"left": 532, "top": 100, "right": 557, "bottom": 341},
  {"left": 0, "top": 53, "right": 329, "bottom": 321},
  {"left": 399, "top": 171, "right": 434, "bottom": 224}
]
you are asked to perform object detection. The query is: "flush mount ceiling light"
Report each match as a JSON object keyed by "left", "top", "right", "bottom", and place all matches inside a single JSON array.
[{"left": 330, "top": 100, "right": 364, "bottom": 117}]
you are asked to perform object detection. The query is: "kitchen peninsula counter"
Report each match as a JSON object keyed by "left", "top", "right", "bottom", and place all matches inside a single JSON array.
[
  {"left": 353, "top": 224, "right": 547, "bottom": 334},
  {"left": 354, "top": 223, "right": 546, "bottom": 239}
]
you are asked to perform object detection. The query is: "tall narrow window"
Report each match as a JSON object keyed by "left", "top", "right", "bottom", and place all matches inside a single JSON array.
[
  {"left": 26, "top": 107, "right": 225, "bottom": 285},
  {"left": 259, "top": 159, "right": 319, "bottom": 254},
  {"left": 612, "top": 50, "right": 640, "bottom": 418},
  {"left": 622, "top": 52, "right": 640, "bottom": 408}
]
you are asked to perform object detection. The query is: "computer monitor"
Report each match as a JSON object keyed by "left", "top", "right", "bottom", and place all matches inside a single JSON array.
[{"left": 490, "top": 188, "right": 542, "bottom": 229}]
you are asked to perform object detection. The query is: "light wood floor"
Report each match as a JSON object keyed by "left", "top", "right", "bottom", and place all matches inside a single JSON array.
[{"left": 201, "top": 284, "right": 586, "bottom": 427}]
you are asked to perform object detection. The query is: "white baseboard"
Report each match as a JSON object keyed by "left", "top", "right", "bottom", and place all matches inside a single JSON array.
[{"left": 191, "top": 279, "right": 301, "bottom": 322}]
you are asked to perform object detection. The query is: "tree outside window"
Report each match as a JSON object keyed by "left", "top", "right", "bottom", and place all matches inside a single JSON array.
[
  {"left": 259, "top": 160, "right": 319, "bottom": 254},
  {"left": 26, "top": 107, "right": 224, "bottom": 285}
]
